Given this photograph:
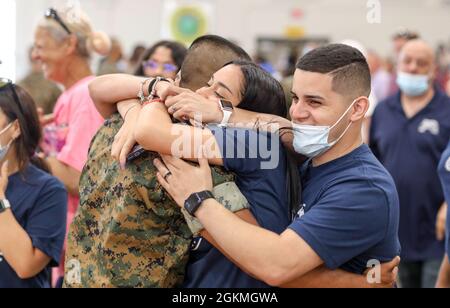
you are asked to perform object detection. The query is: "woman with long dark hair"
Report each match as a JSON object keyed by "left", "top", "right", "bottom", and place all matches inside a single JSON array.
[
  {"left": 134, "top": 40, "right": 187, "bottom": 80},
  {"left": 0, "top": 80, "right": 67, "bottom": 288}
]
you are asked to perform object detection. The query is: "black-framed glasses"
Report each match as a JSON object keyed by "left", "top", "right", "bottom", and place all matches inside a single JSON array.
[
  {"left": 0, "top": 78, "right": 25, "bottom": 116},
  {"left": 45, "top": 8, "right": 72, "bottom": 35}
]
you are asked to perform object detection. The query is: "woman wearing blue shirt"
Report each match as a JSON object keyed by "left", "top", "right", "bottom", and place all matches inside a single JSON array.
[
  {"left": 0, "top": 79, "right": 67, "bottom": 288},
  {"left": 437, "top": 141, "right": 450, "bottom": 288}
]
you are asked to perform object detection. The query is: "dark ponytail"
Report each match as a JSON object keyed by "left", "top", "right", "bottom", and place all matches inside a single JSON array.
[{"left": 0, "top": 84, "right": 51, "bottom": 173}]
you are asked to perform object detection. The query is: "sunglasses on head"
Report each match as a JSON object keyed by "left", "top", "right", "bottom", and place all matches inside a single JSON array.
[
  {"left": 45, "top": 8, "right": 72, "bottom": 35},
  {"left": 0, "top": 78, "right": 25, "bottom": 116},
  {"left": 393, "top": 30, "right": 419, "bottom": 40},
  {"left": 142, "top": 60, "right": 178, "bottom": 73}
]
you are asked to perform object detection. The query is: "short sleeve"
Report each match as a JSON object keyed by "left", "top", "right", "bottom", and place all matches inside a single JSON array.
[
  {"left": 288, "top": 179, "right": 389, "bottom": 270},
  {"left": 57, "top": 98, "right": 103, "bottom": 172},
  {"left": 208, "top": 126, "right": 282, "bottom": 174},
  {"left": 26, "top": 179, "right": 68, "bottom": 267}
]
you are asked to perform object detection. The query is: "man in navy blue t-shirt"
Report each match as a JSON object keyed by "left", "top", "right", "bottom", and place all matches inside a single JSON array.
[
  {"left": 154, "top": 44, "right": 401, "bottom": 287},
  {"left": 370, "top": 40, "right": 450, "bottom": 288}
]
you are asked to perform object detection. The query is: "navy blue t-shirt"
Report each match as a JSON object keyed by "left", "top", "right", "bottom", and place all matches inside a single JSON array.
[
  {"left": 289, "top": 145, "right": 401, "bottom": 274},
  {"left": 370, "top": 89, "right": 450, "bottom": 261},
  {"left": 183, "top": 126, "right": 290, "bottom": 288},
  {"left": 0, "top": 164, "right": 67, "bottom": 288},
  {"left": 438, "top": 141, "right": 450, "bottom": 256}
]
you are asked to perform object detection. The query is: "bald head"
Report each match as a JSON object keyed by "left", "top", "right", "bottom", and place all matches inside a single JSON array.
[
  {"left": 398, "top": 40, "right": 435, "bottom": 76},
  {"left": 400, "top": 40, "right": 434, "bottom": 62}
]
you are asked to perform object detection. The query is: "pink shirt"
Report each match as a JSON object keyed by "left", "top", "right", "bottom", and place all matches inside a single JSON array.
[
  {"left": 54, "top": 76, "right": 103, "bottom": 173},
  {"left": 54, "top": 76, "right": 104, "bottom": 226},
  {"left": 46, "top": 76, "right": 104, "bottom": 282},
  {"left": 52, "top": 76, "right": 103, "bottom": 221}
]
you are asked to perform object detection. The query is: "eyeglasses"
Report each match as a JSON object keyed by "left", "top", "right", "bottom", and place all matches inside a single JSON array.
[
  {"left": 142, "top": 60, "right": 178, "bottom": 73},
  {"left": 45, "top": 8, "right": 72, "bottom": 35},
  {"left": 0, "top": 78, "right": 25, "bottom": 116}
]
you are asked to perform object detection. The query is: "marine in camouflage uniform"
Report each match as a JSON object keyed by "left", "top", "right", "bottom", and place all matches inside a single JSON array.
[{"left": 63, "top": 113, "right": 245, "bottom": 288}]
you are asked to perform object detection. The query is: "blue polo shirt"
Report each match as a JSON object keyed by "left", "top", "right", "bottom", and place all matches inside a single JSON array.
[
  {"left": 289, "top": 145, "right": 401, "bottom": 274},
  {"left": 438, "top": 141, "right": 450, "bottom": 256},
  {"left": 369, "top": 89, "right": 450, "bottom": 261},
  {"left": 183, "top": 126, "right": 290, "bottom": 288},
  {"left": 0, "top": 164, "right": 67, "bottom": 288}
]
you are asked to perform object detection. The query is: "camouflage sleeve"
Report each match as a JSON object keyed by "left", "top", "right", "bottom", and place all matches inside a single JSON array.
[{"left": 181, "top": 182, "right": 250, "bottom": 235}]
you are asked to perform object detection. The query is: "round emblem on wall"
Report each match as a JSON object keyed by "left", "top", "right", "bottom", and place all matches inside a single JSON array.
[{"left": 171, "top": 6, "right": 207, "bottom": 43}]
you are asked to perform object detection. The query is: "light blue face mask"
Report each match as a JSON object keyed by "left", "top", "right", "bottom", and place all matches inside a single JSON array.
[
  {"left": 292, "top": 100, "right": 356, "bottom": 158},
  {"left": 0, "top": 123, "right": 13, "bottom": 161},
  {"left": 397, "top": 72, "right": 430, "bottom": 97}
]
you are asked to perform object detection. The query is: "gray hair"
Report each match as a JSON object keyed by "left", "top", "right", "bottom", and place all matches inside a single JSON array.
[{"left": 38, "top": 8, "right": 110, "bottom": 59}]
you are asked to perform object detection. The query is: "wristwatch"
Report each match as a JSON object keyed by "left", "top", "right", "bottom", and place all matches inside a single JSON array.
[
  {"left": 184, "top": 191, "right": 215, "bottom": 217},
  {"left": 218, "top": 100, "right": 234, "bottom": 127},
  {"left": 0, "top": 199, "right": 11, "bottom": 214}
]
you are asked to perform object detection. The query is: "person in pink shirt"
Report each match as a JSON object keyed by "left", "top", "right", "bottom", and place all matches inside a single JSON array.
[{"left": 32, "top": 7, "right": 111, "bottom": 286}]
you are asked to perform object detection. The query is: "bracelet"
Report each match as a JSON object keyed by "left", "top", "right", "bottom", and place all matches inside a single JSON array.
[
  {"left": 146, "top": 78, "right": 158, "bottom": 100},
  {"left": 123, "top": 103, "right": 140, "bottom": 119},
  {"left": 137, "top": 78, "right": 152, "bottom": 104},
  {"left": 146, "top": 77, "right": 170, "bottom": 101}
]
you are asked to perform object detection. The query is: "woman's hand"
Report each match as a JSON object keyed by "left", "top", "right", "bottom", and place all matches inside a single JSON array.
[
  {"left": 160, "top": 85, "right": 222, "bottom": 124},
  {"left": 158, "top": 84, "right": 191, "bottom": 102},
  {"left": 0, "top": 161, "right": 9, "bottom": 200},
  {"left": 112, "top": 102, "right": 142, "bottom": 169},
  {"left": 154, "top": 152, "right": 213, "bottom": 207}
]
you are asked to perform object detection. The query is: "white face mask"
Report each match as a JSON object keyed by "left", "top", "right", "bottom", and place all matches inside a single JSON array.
[
  {"left": 0, "top": 123, "right": 13, "bottom": 161},
  {"left": 292, "top": 100, "right": 357, "bottom": 158}
]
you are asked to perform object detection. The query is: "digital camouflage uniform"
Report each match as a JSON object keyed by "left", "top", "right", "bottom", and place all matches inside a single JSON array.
[{"left": 63, "top": 113, "right": 238, "bottom": 288}]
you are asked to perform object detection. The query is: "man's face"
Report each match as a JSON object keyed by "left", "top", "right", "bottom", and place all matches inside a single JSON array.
[
  {"left": 290, "top": 69, "right": 354, "bottom": 142},
  {"left": 398, "top": 42, "right": 434, "bottom": 77}
]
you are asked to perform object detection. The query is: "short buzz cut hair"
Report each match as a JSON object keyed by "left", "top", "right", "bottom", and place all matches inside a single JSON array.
[
  {"left": 296, "top": 44, "right": 371, "bottom": 99},
  {"left": 179, "top": 35, "right": 251, "bottom": 91},
  {"left": 190, "top": 35, "right": 250, "bottom": 60}
]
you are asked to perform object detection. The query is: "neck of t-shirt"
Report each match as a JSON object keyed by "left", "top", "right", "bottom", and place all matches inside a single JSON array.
[
  {"left": 312, "top": 134, "right": 364, "bottom": 167},
  {"left": 401, "top": 87, "right": 435, "bottom": 118}
]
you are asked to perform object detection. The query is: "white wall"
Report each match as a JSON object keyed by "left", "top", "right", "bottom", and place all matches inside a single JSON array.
[
  {"left": 0, "top": 0, "right": 16, "bottom": 80},
  {"left": 13, "top": 0, "right": 450, "bottom": 79}
]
